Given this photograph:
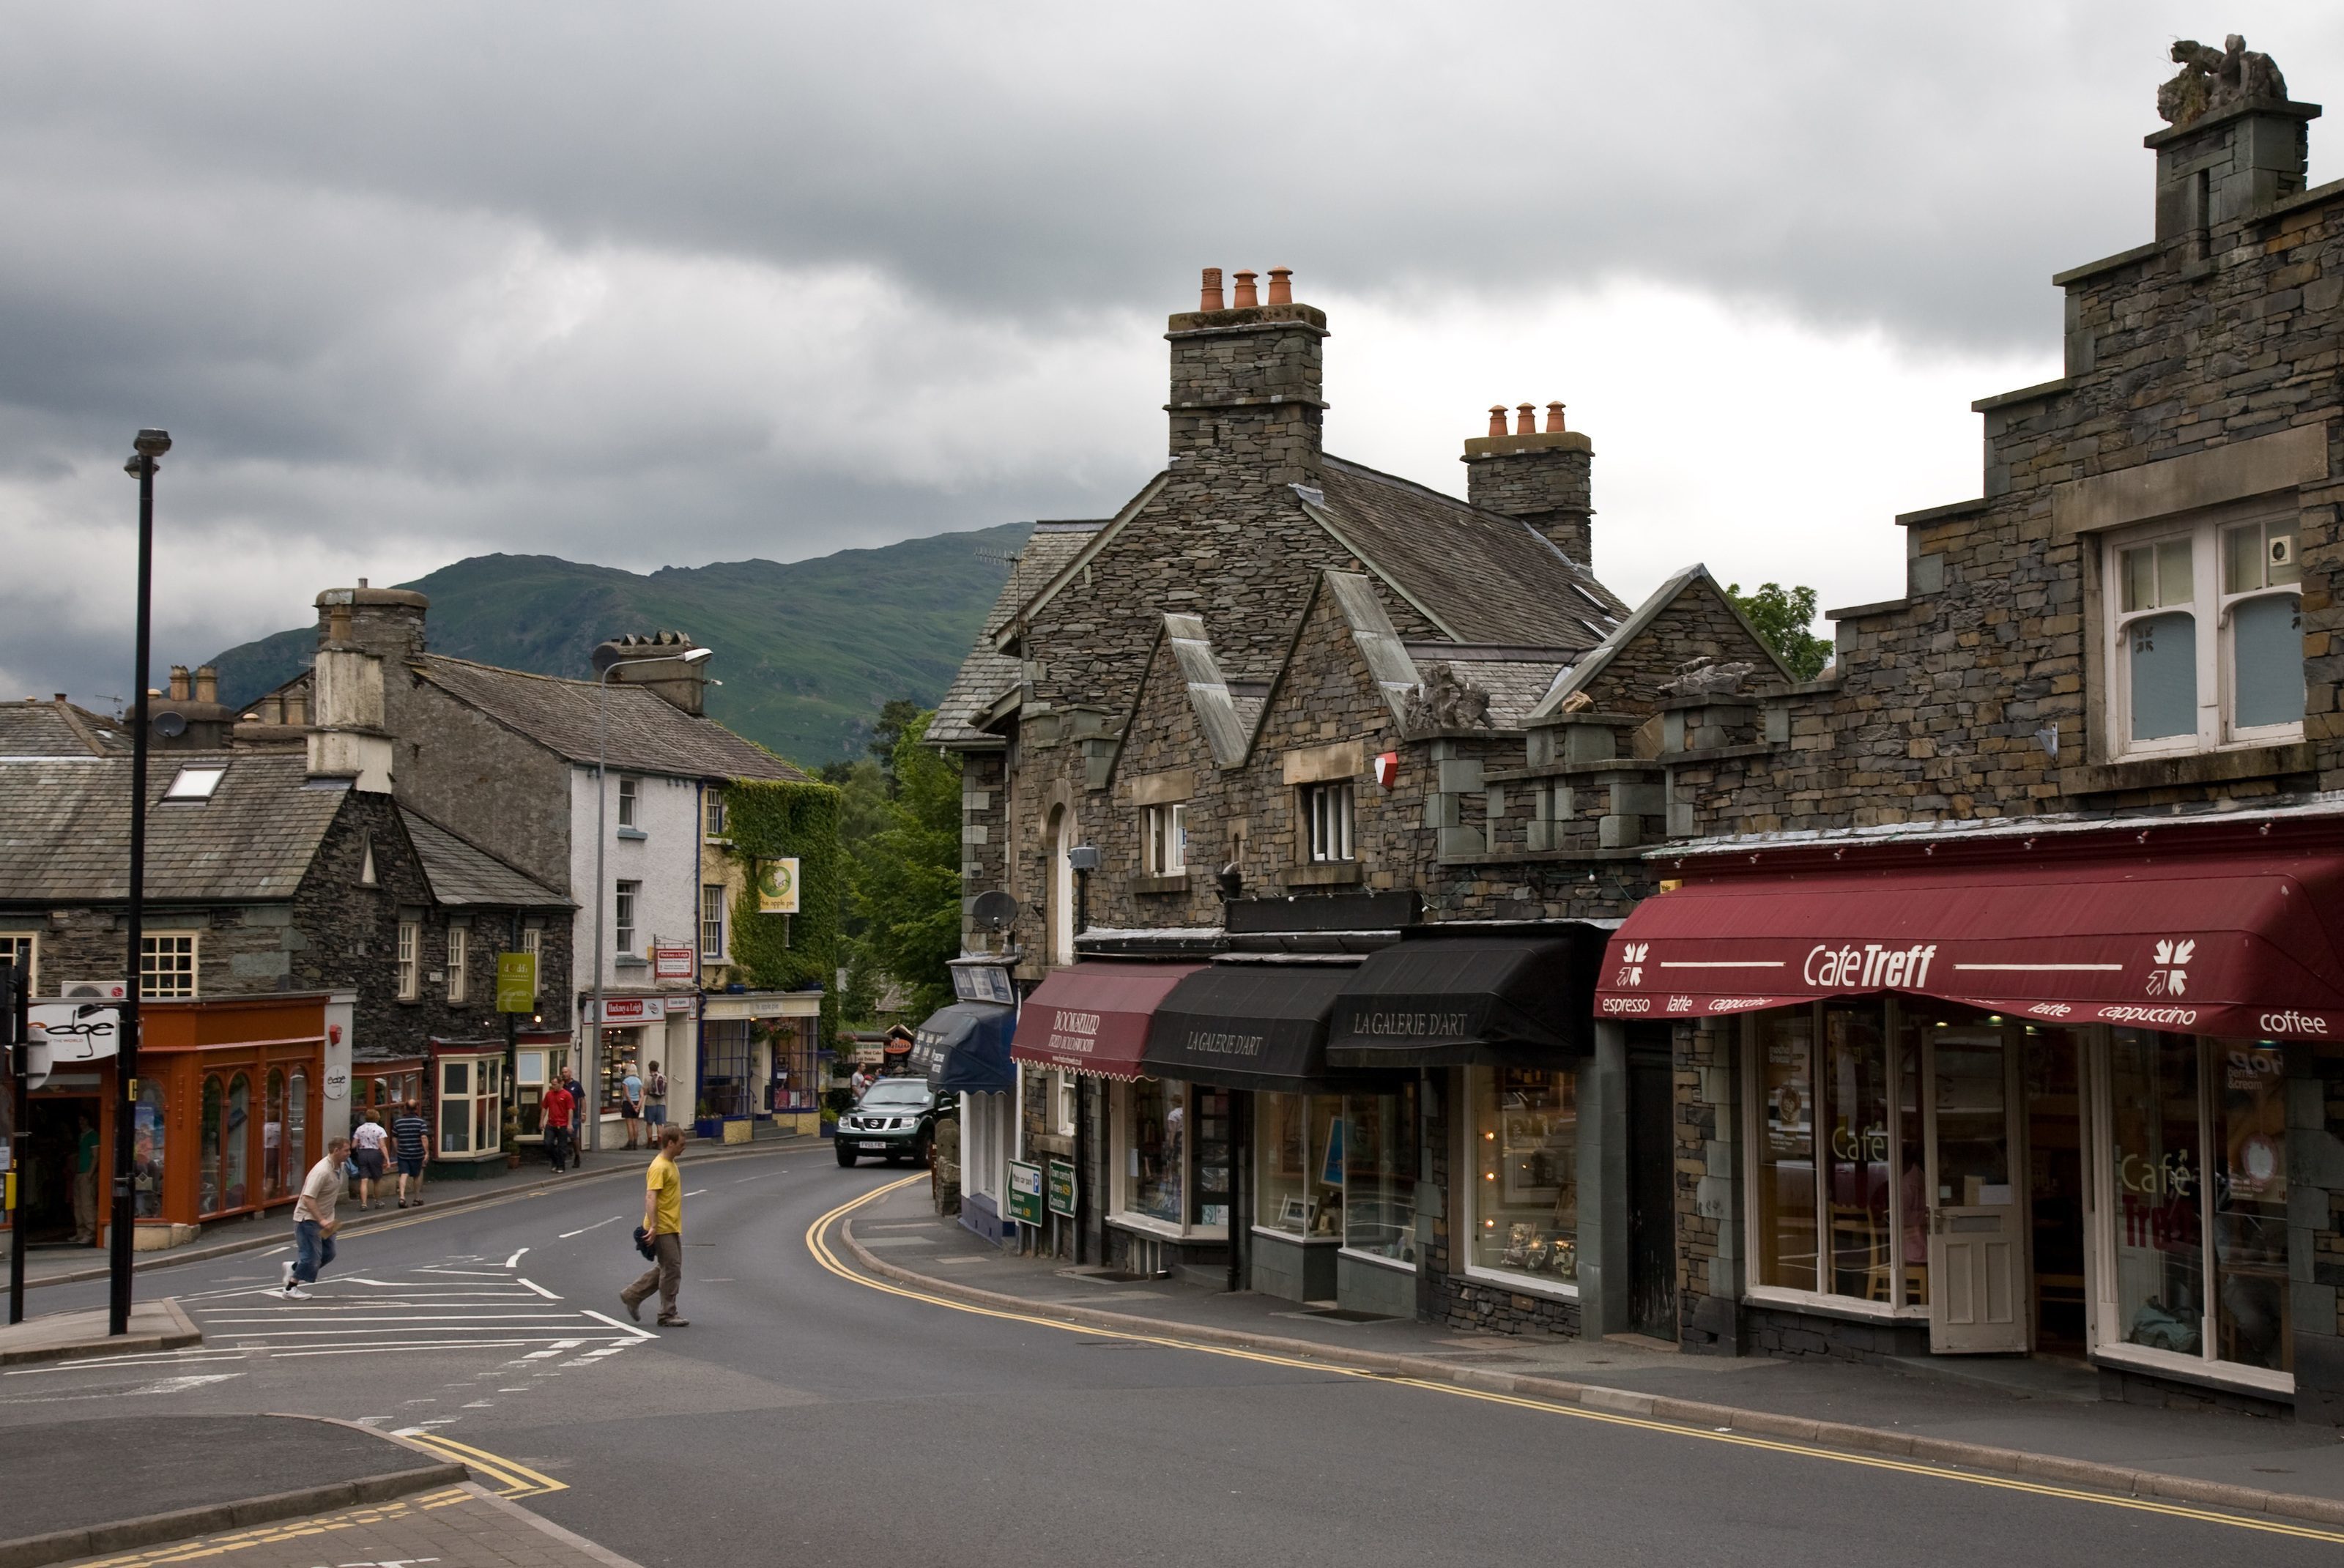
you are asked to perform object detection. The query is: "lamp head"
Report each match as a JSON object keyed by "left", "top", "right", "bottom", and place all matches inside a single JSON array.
[
  {"left": 680, "top": 647, "right": 713, "bottom": 665},
  {"left": 133, "top": 429, "right": 172, "bottom": 458}
]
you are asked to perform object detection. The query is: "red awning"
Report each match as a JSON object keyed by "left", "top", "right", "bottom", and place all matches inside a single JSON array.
[
  {"left": 1012, "top": 962, "right": 1206, "bottom": 1080},
  {"left": 1597, "top": 847, "right": 2344, "bottom": 1042}
]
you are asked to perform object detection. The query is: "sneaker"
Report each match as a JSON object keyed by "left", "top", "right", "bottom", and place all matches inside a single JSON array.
[
  {"left": 621, "top": 1293, "right": 642, "bottom": 1323},
  {"left": 656, "top": 1318, "right": 688, "bottom": 1328},
  {"left": 281, "top": 1285, "right": 311, "bottom": 1301},
  {"left": 281, "top": 1260, "right": 295, "bottom": 1290}
]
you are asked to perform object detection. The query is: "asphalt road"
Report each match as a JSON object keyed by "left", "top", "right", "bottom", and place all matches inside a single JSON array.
[{"left": 8, "top": 1147, "right": 2332, "bottom": 1566}]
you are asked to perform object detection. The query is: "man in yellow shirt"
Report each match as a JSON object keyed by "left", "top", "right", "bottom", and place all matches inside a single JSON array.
[{"left": 621, "top": 1126, "right": 689, "bottom": 1327}]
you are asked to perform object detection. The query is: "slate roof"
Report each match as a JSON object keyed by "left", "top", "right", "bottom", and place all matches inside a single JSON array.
[
  {"left": 0, "top": 751, "right": 346, "bottom": 903},
  {"left": 411, "top": 656, "right": 806, "bottom": 781},
  {"left": 1439, "top": 657, "right": 1574, "bottom": 730},
  {"left": 0, "top": 699, "right": 128, "bottom": 758},
  {"left": 401, "top": 809, "right": 571, "bottom": 908},
  {"left": 1528, "top": 562, "right": 1794, "bottom": 719},
  {"left": 930, "top": 521, "right": 1105, "bottom": 747},
  {"left": 1304, "top": 457, "right": 1628, "bottom": 649}
]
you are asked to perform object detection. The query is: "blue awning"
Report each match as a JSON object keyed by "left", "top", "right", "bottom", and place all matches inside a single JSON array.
[{"left": 915, "top": 1000, "right": 1017, "bottom": 1093}]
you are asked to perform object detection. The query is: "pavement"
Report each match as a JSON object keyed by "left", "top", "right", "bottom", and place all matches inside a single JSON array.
[
  {"left": 4, "top": 1142, "right": 2341, "bottom": 1567},
  {"left": 839, "top": 1178, "right": 2344, "bottom": 1517},
  {"left": 0, "top": 1300, "right": 199, "bottom": 1367}
]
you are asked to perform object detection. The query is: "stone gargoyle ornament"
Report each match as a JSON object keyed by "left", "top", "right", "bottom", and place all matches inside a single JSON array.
[
  {"left": 1658, "top": 655, "right": 1757, "bottom": 697},
  {"left": 1404, "top": 662, "right": 1492, "bottom": 732},
  {"left": 2159, "top": 34, "right": 2287, "bottom": 128}
]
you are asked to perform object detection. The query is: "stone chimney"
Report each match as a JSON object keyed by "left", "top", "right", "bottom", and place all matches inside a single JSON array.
[
  {"left": 2149, "top": 37, "right": 2318, "bottom": 259},
  {"left": 308, "top": 609, "right": 395, "bottom": 792},
  {"left": 314, "top": 582, "right": 430, "bottom": 664},
  {"left": 1461, "top": 400, "right": 1595, "bottom": 570},
  {"left": 1165, "top": 266, "right": 1327, "bottom": 486},
  {"left": 593, "top": 631, "right": 708, "bottom": 716},
  {"left": 150, "top": 661, "right": 235, "bottom": 751}
]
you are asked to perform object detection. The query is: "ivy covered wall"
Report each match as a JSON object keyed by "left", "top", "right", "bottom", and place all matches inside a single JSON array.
[{"left": 720, "top": 778, "right": 845, "bottom": 1049}]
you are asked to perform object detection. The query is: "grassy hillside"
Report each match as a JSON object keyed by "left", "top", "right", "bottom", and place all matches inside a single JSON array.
[{"left": 210, "top": 523, "right": 1032, "bottom": 765}]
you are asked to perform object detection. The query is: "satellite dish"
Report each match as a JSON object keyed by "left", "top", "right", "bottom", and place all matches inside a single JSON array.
[
  {"left": 970, "top": 890, "right": 1020, "bottom": 932},
  {"left": 153, "top": 711, "right": 188, "bottom": 737}
]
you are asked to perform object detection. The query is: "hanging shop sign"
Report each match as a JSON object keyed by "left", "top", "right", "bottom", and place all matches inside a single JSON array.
[
  {"left": 1046, "top": 1156, "right": 1078, "bottom": 1219},
  {"left": 496, "top": 952, "right": 538, "bottom": 1013},
  {"left": 653, "top": 944, "right": 697, "bottom": 980},
  {"left": 1006, "top": 1159, "right": 1045, "bottom": 1226},
  {"left": 758, "top": 858, "right": 801, "bottom": 915},
  {"left": 25, "top": 1003, "right": 120, "bottom": 1090}
]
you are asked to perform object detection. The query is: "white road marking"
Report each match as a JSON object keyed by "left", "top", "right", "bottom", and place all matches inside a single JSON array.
[
  {"left": 684, "top": 1188, "right": 708, "bottom": 1196},
  {"left": 581, "top": 1308, "right": 657, "bottom": 1340},
  {"left": 4, "top": 1350, "right": 248, "bottom": 1377},
  {"left": 0, "top": 1372, "right": 242, "bottom": 1406},
  {"left": 517, "top": 1278, "right": 560, "bottom": 1299},
  {"left": 558, "top": 1216, "right": 624, "bottom": 1238},
  {"left": 502, "top": 1246, "right": 530, "bottom": 1268}
]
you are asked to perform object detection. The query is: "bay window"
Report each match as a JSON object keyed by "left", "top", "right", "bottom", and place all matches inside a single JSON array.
[
  {"left": 2105, "top": 511, "right": 2302, "bottom": 757},
  {"left": 1116, "top": 1079, "right": 1231, "bottom": 1233}
]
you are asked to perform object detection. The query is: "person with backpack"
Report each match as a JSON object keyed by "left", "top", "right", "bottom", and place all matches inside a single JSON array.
[
  {"left": 541, "top": 1074, "right": 575, "bottom": 1173},
  {"left": 642, "top": 1060, "right": 670, "bottom": 1142},
  {"left": 620, "top": 1061, "right": 645, "bottom": 1149},
  {"left": 391, "top": 1101, "right": 430, "bottom": 1207}
]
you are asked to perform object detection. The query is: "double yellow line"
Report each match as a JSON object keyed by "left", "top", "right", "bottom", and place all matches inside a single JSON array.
[
  {"left": 806, "top": 1177, "right": 2344, "bottom": 1545},
  {"left": 398, "top": 1430, "right": 568, "bottom": 1498}
]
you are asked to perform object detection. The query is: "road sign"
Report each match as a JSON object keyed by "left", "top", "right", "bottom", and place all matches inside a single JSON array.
[
  {"left": 1006, "top": 1159, "right": 1044, "bottom": 1226},
  {"left": 1046, "top": 1157, "right": 1077, "bottom": 1219},
  {"left": 497, "top": 953, "right": 538, "bottom": 1013}
]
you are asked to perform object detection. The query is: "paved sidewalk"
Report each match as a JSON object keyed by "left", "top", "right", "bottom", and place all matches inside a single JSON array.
[
  {"left": 50, "top": 1483, "right": 638, "bottom": 1568},
  {"left": 17, "top": 1134, "right": 820, "bottom": 1291},
  {"left": 0, "top": 1299, "right": 199, "bottom": 1367},
  {"left": 844, "top": 1180, "right": 2344, "bottom": 1513}
]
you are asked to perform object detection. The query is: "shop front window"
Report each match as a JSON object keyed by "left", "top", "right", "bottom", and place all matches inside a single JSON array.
[
  {"left": 2107, "top": 1030, "right": 2291, "bottom": 1375},
  {"left": 1754, "top": 1011, "right": 1817, "bottom": 1290},
  {"left": 133, "top": 1081, "right": 166, "bottom": 1219},
  {"left": 1343, "top": 1083, "right": 1417, "bottom": 1264},
  {"left": 516, "top": 1049, "right": 548, "bottom": 1137},
  {"left": 473, "top": 1058, "right": 502, "bottom": 1155},
  {"left": 263, "top": 1069, "right": 287, "bottom": 1202},
  {"left": 1822, "top": 1006, "right": 1890, "bottom": 1300},
  {"left": 199, "top": 1075, "right": 223, "bottom": 1216},
  {"left": 1469, "top": 1066, "right": 1577, "bottom": 1282},
  {"left": 1129, "top": 1078, "right": 1182, "bottom": 1224},
  {"left": 286, "top": 1071, "right": 308, "bottom": 1188},
  {"left": 1257, "top": 1093, "right": 1342, "bottom": 1238},
  {"left": 441, "top": 1060, "right": 472, "bottom": 1153},
  {"left": 222, "top": 1074, "right": 251, "bottom": 1211}
]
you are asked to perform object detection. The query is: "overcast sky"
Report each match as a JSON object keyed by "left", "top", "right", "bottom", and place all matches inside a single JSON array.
[{"left": 4, "top": 4, "right": 2340, "bottom": 706}]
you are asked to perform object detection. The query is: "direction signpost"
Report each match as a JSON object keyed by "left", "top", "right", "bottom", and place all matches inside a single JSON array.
[{"left": 1006, "top": 1159, "right": 1044, "bottom": 1227}]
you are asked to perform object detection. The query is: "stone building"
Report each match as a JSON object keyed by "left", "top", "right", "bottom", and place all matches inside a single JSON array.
[
  {"left": 1581, "top": 48, "right": 2344, "bottom": 1418},
  {"left": 932, "top": 270, "right": 1783, "bottom": 1331},
  {"left": 251, "top": 587, "right": 814, "bottom": 1149},
  {"left": 0, "top": 696, "right": 567, "bottom": 1247}
]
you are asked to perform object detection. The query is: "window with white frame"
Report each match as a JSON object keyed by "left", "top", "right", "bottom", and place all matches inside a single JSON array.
[
  {"left": 1303, "top": 780, "right": 1355, "bottom": 862},
  {"left": 2104, "top": 511, "right": 2302, "bottom": 758},
  {"left": 396, "top": 921, "right": 419, "bottom": 1000},
  {"left": 615, "top": 880, "right": 639, "bottom": 954},
  {"left": 445, "top": 924, "right": 468, "bottom": 1003},
  {"left": 700, "top": 883, "right": 727, "bottom": 960},
  {"left": 1054, "top": 1069, "right": 1078, "bottom": 1138},
  {"left": 140, "top": 934, "right": 196, "bottom": 999},
  {"left": 521, "top": 926, "right": 543, "bottom": 997},
  {"left": 1143, "top": 802, "right": 1186, "bottom": 875},
  {"left": 0, "top": 933, "right": 36, "bottom": 995},
  {"left": 704, "top": 792, "right": 727, "bottom": 840},
  {"left": 617, "top": 776, "right": 639, "bottom": 828},
  {"left": 1115, "top": 1078, "right": 1232, "bottom": 1233}
]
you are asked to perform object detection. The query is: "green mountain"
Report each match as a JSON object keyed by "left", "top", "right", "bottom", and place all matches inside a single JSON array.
[{"left": 209, "top": 523, "right": 1032, "bottom": 766}]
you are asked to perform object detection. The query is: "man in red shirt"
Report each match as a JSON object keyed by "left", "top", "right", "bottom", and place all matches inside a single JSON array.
[{"left": 541, "top": 1077, "right": 576, "bottom": 1174}]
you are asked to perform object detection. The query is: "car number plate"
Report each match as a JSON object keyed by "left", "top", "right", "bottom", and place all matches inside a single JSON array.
[{"left": 859, "top": 1142, "right": 889, "bottom": 1151}]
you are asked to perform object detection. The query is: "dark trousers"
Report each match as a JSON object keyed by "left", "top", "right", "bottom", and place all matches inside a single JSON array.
[
  {"left": 546, "top": 1126, "right": 570, "bottom": 1172},
  {"left": 623, "top": 1232, "right": 682, "bottom": 1320}
]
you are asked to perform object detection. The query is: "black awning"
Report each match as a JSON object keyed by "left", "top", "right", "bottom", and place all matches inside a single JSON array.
[
  {"left": 1143, "top": 964, "right": 1398, "bottom": 1093},
  {"left": 913, "top": 1001, "right": 1017, "bottom": 1093},
  {"left": 1323, "top": 931, "right": 1602, "bottom": 1069}
]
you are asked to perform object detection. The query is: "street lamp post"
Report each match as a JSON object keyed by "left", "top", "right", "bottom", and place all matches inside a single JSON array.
[
  {"left": 114, "top": 428, "right": 170, "bottom": 1337},
  {"left": 584, "top": 647, "right": 711, "bottom": 1153}
]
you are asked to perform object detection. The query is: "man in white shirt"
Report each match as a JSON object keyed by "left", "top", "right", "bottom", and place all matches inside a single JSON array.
[
  {"left": 281, "top": 1135, "right": 352, "bottom": 1300},
  {"left": 349, "top": 1110, "right": 390, "bottom": 1211}
]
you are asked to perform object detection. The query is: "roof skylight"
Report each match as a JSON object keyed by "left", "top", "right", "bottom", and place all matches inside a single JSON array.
[{"left": 164, "top": 765, "right": 227, "bottom": 800}]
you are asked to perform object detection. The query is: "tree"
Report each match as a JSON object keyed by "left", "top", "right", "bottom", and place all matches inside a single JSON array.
[
  {"left": 852, "top": 709, "right": 963, "bottom": 1018},
  {"left": 1725, "top": 581, "right": 1831, "bottom": 681},
  {"left": 869, "top": 697, "right": 924, "bottom": 791}
]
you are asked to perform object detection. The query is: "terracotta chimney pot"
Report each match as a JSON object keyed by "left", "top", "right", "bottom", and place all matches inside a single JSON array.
[
  {"left": 1199, "top": 267, "right": 1225, "bottom": 312},
  {"left": 1266, "top": 267, "right": 1293, "bottom": 305},
  {"left": 194, "top": 665, "right": 218, "bottom": 705},
  {"left": 1487, "top": 406, "right": 1508, "bottom": 437},
  {"left": 1232, "top": 270, "right": 1258, "bottom": 308},
  {"left": 1546, "top": 401, "right": 1567, "bottom": 434},
  {"left": 168, "top": 665, "right": 190, "bottom": 701},
  {"left": 1516, "top": 404, "right": 1536, "bottom": 436}
]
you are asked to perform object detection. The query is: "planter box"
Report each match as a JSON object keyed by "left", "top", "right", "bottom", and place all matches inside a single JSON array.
[{"left": 693, "top": 1118, "right": 723, "bottom": 1140}]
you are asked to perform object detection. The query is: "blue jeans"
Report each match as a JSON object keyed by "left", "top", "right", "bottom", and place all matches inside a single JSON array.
[{"left": 293, "top": 1219, "right": 337, "bottom": 1285}]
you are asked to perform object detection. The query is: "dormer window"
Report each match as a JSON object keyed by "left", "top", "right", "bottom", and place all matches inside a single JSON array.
[{"left": 164, "top": 765, "right": 226, "bottom": 800}]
